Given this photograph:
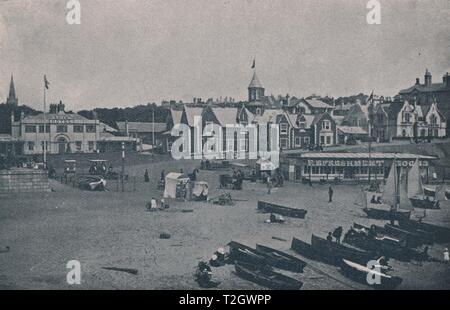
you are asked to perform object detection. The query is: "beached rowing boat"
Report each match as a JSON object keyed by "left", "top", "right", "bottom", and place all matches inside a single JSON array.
[
  {"left": 257, "top": 201, "right": 307, "bottom": 219},
  {"left": 228, "top": 241, "right": 267, "bottom": 266},
  {"left": 340, "top": 259, "right": 402, "bottom": 289},
  {"left": 398, "top": 219, "right": 450, "bottom": 243},
  {"left": 255, "top": 244, "right": 306, "bottom": 273},
  {"left": 291, "top": 235, "right": 374, "bottom": 266},
  {"left": 234, "top": 261, "right": 303, "bottom": 290},
  {"left": 344, "top": 226, "right": 421, "bottom": 262}
]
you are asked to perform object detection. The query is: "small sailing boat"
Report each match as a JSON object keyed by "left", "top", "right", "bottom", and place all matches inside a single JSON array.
[
  {"left": 362, "top": 161, "right": 411, "bottom": 220},
  {"left": 407, "top": 159, "right": 440, "bottom": 209}
]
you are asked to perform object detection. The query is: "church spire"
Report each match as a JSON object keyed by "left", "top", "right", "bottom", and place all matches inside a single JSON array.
[{"left": 6, "top": 74, "right": 18, "bottom": 106}]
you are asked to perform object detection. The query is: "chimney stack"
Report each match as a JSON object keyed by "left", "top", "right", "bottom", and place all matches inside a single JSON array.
[{"left": 424, "top": 69, "right": 432, "bottom": 87}]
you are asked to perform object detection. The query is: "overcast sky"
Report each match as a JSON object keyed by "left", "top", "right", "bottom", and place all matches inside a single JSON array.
[{"left": 0, "top": 0, "right": 449, "bottom": 111}]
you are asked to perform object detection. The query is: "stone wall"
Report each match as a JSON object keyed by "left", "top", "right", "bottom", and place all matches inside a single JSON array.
[{"left": 0, "top": 168, "right": 51, "bottom": 194}]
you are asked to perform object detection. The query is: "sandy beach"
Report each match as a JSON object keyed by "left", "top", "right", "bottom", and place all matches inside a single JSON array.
[{"left": 1, "top": 155, "right": 449, "bottom": 290}]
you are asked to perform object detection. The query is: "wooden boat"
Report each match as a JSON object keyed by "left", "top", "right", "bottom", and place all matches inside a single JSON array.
[
  {"left": 343, "top": 227, "right": 421, "bottom": 262},
  {"left": 290, "top": 237, "right": 316, "bottom": 259},
  {"left": 360, "top": 163, "right": 412, "bottom": 220},
  {"left": 362, "top": 207, "right": 411, "bottom": 221},
  {"left": 340, "top": 259, "right": 402, "bottom": 289},
  {"left": 228, "top": 241, "right": 268, "bottom": 266},
  {"left": 384, "top": 223, "right": 433, "bottom": 246},
  {"left": 257, "top": 201, "right": 307, "bottom": 219},
  {"left": 408, "top": 160, "right": 440, "bottom": 209},
  {"left": 234, "top": 261, "right": 303, "bottom": 290},
  {"left": 409, "top": 197, "right": 440, "bottom": 209},
  {"left": 255, "top": 244, "right": 306, "bottom": 273},
  {"left": 398, "top": 219, "right": 450, "bottom": 243},
  {"left": 291, "top": 235, "right": 374, "bottom": 266}
]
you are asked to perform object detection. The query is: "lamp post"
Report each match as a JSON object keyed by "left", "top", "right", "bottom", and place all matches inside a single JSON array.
[{"left": 121, "top": 142, "right": 125, "bottom": 192}]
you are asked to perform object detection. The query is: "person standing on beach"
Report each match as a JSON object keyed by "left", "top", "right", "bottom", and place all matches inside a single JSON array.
[
  {"left": 328, "top": 185, "right": 334, "bottom": 203},
  {"left": 144, "top": 169, "right": 150, "bottom": 182},
  {"left": 267, "top": 176, "right": 273, "bottom": 194},
  {"left": 444, "top": 248, "right": 449, "bottom": 263}
]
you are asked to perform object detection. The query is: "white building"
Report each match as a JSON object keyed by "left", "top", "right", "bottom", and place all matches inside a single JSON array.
[{"left": 11, "top": 107, "right": 100, "bottom": 155}]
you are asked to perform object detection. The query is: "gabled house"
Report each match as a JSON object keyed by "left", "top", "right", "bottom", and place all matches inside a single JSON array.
[
  {"left": 422, "top": 99, "right": 446, "bottom": 138},
  {"left": 286, "top": 98, "right": 334, "bottom": 115},
  {"left": 289, "top": 113, "right": 314, "bottom": 149},
  {"left": 341, "top": 102, "right": 369, "bottom": 130},
  {"left": 310, "top": 112, "right": 337, "bottom": 147},
  {"left": 373, "top": 99, "right": 446, "bottom": 142}
]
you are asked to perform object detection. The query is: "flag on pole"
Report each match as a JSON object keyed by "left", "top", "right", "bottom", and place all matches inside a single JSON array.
[
  {"left": 251, "top": 58, "right": 255, "bottom": 69},
  {"left": 44, "top": 75, "right": 50, "bottom": 89}
]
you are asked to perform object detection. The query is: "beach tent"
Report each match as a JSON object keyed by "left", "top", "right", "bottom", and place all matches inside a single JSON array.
[
  {"left": 192, "top": 181, "right": 209, "bottom": 201},
  {"left": 163, "top": 172, "right": 190, "bottom": 198}
]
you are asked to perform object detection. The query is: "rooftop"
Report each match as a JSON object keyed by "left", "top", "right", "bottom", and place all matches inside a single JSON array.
[{"left": 288, "top": 152, "right": 437, "bottom": 160}]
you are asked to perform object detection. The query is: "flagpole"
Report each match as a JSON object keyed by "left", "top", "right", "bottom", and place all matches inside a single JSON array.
[{"left": 43, "top": 80, "right": 47, "bottom": 167}]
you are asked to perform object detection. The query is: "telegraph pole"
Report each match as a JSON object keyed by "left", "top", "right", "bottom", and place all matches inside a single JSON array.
[
  {"left": 43, "top": 79, "right": 47, "bottom": 168},
  {"left": 121, "top": 142, "right": 125, "bottom": 192}
]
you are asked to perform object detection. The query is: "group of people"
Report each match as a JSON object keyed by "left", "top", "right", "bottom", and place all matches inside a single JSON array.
[
  {"left": 146, "top": 197, "right": 169, "bottom": 211},
  {"left": 195, "top": 247, "right": 228, "bottom": 287},
  {"left": 89, "top": 162, "right": 112, "bottom": 175},
  {"left": 327, "top": 226, "right": 343, "bottom": 244}
]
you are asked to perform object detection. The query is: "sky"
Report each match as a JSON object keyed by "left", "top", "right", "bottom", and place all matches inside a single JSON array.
[{"left": 0, "top": 0, "right": 449, "bottom": 111}]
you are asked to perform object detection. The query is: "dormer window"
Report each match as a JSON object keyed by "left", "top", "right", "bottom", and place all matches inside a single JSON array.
[
  {"left": 255, "top": 108, "right": 262, "bottom": 116},
  {"left": 322, "top": 120, "right": 331, "bottom": 130},
  {"left": 280, "top": 123, "right": 288, "bottom": 134}
]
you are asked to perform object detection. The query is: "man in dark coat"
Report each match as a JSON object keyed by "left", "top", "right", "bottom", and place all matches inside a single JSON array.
[
  {"left": 328, "top": 186, "right": 334, "bottom": 202},
  {"left": 332, "top": 226, "right": 343, "bottom": 243},
  {"left": 144, "top": 169, "right": 149, "bottom": 182}
]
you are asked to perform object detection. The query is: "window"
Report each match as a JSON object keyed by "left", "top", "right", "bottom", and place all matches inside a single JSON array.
[
  {"left": 430, "top": 115, "right": 437, "bottom": 126},
  {"left": 88, "top": 141, "right": 95, "bottom": 151},
  {"left": 280, "top": 123, "right": 288, "bottom": 134},
  {"left": 295, "top": 137, "right": 301, "bottom": 147},
  {"left": 74, "top": 125, "right": 84, "bottom": 133},
  {"left": 404, "top": 113, "right": 411, "bottom": 123},
  {"left": 38, "top": 125, "right": 50, "bottom": 133},
  {"left": 25, "top": 125, "right": 36, "bottom": 133},
  {"left": 86, "top": 125, "right": 96, "bottom": 133},
  {"left": 402, "top": 129, "right": 407, "bottom": 137},
  {"left": 28, "top": 142, "right": 35, "bottom": 151},
  {"left": 57, "top": 125, "right": 68, "bottom": 133},
  {"left": 75, "top": 141, "right": 82, "bottom": 151},
  {"left": 255, "top": 108, "right": 262, "bottom": 116},
  {"left": 320, "top": 136, "right": 325, "bottom": 144},
  {"left": 322, "top": 121, "right": 330, "bottom": 130},
  {"left": 41, "top": 141, "right": 48, "bottom": 151},
  {"left": 326, "top": 136, "right": 331, "bottom": 145},
  {"left": 280, "top": 138, "right": 288, "bottom": 149}
]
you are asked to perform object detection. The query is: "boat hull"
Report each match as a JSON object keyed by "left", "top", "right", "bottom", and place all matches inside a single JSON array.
[
  {"left": 363, "top": 208, "right": 411, "bottom": 221},
  {"left": 410, "top": 197, "right": 440, "bottom": 210},
  {"left": 234, "top": 262, "right": 303, "bottom": 290},
  {"left": 255, "top": 244, "right": 306, "bottom": 273},
  {"left": 258, "top": 201, "right": 307, "bottom": 219},
  {"left": 340, "top": 259, "right": 402, "bottom": 289}
]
